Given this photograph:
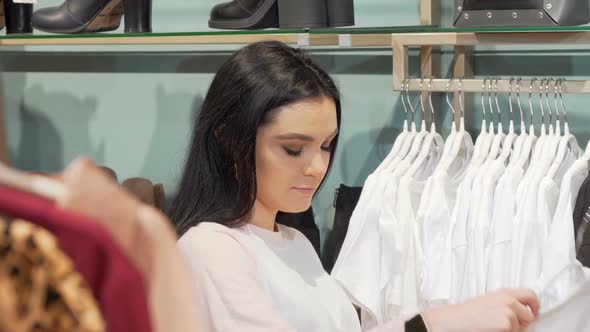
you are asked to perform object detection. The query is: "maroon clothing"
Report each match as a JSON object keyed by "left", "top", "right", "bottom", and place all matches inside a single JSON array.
[{"left": 0, "top": 184, "right": 153, "bottom": 332}]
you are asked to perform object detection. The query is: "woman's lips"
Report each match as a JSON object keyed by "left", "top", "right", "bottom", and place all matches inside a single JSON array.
[{"left": 293, "top": 187, "right": 316, "bottom": 195}]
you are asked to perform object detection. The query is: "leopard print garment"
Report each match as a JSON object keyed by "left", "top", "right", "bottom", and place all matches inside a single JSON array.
[{"left": 0, "top": 218, "right": 106, "bottom": 332}]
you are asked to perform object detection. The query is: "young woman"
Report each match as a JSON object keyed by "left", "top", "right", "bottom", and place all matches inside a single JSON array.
[{"left": 172, "top": 41, "right": 540, "bottom": 332}]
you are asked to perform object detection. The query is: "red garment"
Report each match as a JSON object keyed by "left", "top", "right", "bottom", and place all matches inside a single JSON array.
[{"left": 0, "top": 184, "right": 153, "bottom": 332}]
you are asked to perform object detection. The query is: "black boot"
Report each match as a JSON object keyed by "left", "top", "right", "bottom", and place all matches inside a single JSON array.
[
  {"left": 4, "top": 0, "right": 32, "bottom": 34},
  {"left": 327, "top": 0, "right": 354, "bottom": 27},
  {"left": 209, "top": 0, "right": 328, "bottom": 30},
  {"left": 32, "top": 0, "right": 151, "bottom": 34}
]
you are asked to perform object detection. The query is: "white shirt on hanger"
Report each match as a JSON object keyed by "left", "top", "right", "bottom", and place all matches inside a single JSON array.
[
  {"left": 468, "top": 158, "right": 507, "bottom": 297},
  {"left": 449, "top": 164, "right": 481, "bottom": 303},
  {"left": 487, "top": 164, "right": 524, "bottom": 291},
  {"left": 511, "top": 160, "right": 550, "bottom": 289},
  {"left": 540, "top": 155, "right": 588, "bottom": 308},
  {"left": 531, "top": 265, "right": 590, "bottom": 332},
  {"left": 331, "top": 172, "right": 389, "bottom": 327},
  {"left": 382, "top": 145, "right": 440, "bottom": 321},
  {"left": 419, "top": 162, "right": 468, "bottom": 307}
]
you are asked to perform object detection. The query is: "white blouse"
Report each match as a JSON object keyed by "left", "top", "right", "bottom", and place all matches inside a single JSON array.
[{"left": 178, "top": 222, "right": 404, "bottom": 332}]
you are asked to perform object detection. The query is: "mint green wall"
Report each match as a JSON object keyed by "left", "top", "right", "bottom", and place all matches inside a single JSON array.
[{"left": 6, "top": 0, "right": 590, "bottom": 245}]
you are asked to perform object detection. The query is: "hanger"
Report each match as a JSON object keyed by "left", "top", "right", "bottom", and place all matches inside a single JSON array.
[
  {"left": 530, "top": 78, "right": 548, "bottom": 166},
  {"left": 438, "top": 77, "right": 474, "bottom": 175},
  {"left": 509, "top": 77, "right": 527, "bottom": 166},
  {"left": 516, "top": 78, "right": 538, "bottom": 170},
  {"left": 485, "top": 77, "right": 506, "bottom": 162},
  {"left": 435, "top": 78, "right": 458, "bottom": 171},
  {"left": 407, "top": 77, "right": 445, "bottom": 177},
  {"left": 547, "top": 78, "right": 581, "bottom": 179},
  {"left": 376, "top": 78, "right": 411, "bottom": 173},
  {"left": 497, "top": 77, "right": 518, "bottom": 164},
  {"left": 541, "top": 78, "right": 562, "bottom": 167},
  {"left": 384, "top": 79, "right": 418, "bottom": 173},
  {"left": 400, "top": 77, "right": 431, "bottom": 170},
  {"left": 0, "top": 164, "right": 65, "bottom": 201}
]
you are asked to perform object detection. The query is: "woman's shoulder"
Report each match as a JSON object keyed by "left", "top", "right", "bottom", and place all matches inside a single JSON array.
[{"left": 177, "top": 222, "right": 256, "bottom": 265}]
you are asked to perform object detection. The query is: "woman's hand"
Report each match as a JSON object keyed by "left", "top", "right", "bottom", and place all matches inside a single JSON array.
[{"left": 422, "top": 289, "right": 540, "bottom": 332}]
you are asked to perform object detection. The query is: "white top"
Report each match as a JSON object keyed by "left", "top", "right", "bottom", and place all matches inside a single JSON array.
[
  {"left": 331, "top": 173, "right": 389, "bottom": 327},
  {"left": 466, "top": 159, "right": 506, "bottom": 297},
  {"left": 486, "top": 164, "right": 524, "bottom": 291},
  {"left": 532, "top": 265, "right": 590, "bottom": 331},
  {"left": 178, "top": 222, "right": 405, "bottom": 332},
  {"left": 540, "top": 156, "right": 589, "bottom": 307},
  {"left": 419, "top": 170, "right": 463, "bottom": 307},
  {"left": 449, "top": 164, "right": 481, "bottom": 303}
]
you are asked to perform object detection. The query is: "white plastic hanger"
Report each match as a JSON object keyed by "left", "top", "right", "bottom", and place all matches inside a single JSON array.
[
  {"left": 407, "top": 77, "right": 445, "bottom": 177},
  {"left": 497, "top": 78, "right": 518, "bottom": 164},
  {"left": 377, "top": 78, "right": 411, "bottom": 173},
  {"left": 438, "top": 77, "right": 474, "bottom": 174},
  {"left": 384, "top": 79, "right": 418, "bottom": 173},
  {"left": 485, "top": 78, "right": 506, "bottom": 162},
  {"left": 509, "top": 77, "right": 528, "bottom": 166},
  {"left": 547, "top": 78, "right": 581, "bottom": 179},
  {"left": 515, "top": 78, "right": 538, "bottom": 170}
]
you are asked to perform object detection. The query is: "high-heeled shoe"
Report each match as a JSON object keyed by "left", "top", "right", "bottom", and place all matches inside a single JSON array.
[
  {"left": 1, "top": 0, "right": 33, "bottom": 34},
  {"left": 209, "top": 0, "right": 328, "bottom": 30},
  {"left": 32, "top": 0, "right": 151, "bottom": 34}
]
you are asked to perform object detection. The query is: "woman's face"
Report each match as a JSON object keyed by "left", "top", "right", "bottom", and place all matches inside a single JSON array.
[{"left": 255, "top": 96, "right": 338, "bottom": 214}]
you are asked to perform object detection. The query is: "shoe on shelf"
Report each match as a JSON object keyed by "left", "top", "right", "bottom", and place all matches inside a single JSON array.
[
  {"left": 208, "top": 0, "right": 328, "bottom": 30},
  {"left": 32, "top": 0, "right": 151, "bottom": 34}
]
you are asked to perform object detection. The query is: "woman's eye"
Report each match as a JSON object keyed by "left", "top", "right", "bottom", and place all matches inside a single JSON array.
[{"left": 284, "top": 147, "right": 303, "bottom": 157}]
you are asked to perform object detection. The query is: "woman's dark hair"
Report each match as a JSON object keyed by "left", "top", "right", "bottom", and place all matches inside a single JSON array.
[{"left": 170, "top": 41, "right": 341, "bottom": 236}]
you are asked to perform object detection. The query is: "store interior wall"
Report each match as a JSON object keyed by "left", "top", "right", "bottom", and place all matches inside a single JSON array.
[{"left": 3, "top": 0, "right": 590, "bottom": 246}]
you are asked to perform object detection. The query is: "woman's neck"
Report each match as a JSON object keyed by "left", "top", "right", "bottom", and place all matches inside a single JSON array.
[{"left": 250, "top": 199, "right": 278, "bottom": 232}]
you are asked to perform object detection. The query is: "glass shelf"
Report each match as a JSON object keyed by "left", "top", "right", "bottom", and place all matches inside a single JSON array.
[{"left": 0, "top": 25, "right": 589, "bottom": 46}]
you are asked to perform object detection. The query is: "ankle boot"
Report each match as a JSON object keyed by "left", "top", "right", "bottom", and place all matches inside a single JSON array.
[
  {"left": 32, "top": 0, "right": 151, "bottom": 34},
  {"left": 327, "top": 0, "right": 354, "bottom": 27},
  {"left": 209, "top": 0, "right": 328, "bottom": 30},
  {"left": 4, "top": 0, "right": 32, "bottom": 34}
]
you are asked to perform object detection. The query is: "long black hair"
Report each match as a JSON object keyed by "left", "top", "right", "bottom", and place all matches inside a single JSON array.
[{"left": 170, "top": 41, "right": 341, "bottom": 236}]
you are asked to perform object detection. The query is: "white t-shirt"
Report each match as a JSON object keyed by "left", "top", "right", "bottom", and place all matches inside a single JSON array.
[
  {"left": 511, "top": 161, "right": 550, "bottom": 289},
  {"left": 531, "top": 265, "right": 590, "bottom": 331},
  {"left": 419, "top": 155, "right": 468, "bottom": 307},
  {"left": 487, "top": 164, "right": 524, "bottom": 291},
  {"left": 179, "top": 222, "right": 406, "bottom": 332},
  {"left": 332, "top": 173, "right": 388, "bottom": 326},
  {"left": 540, "top": 156, "right": 589, "bottom": 307},
  {"left": 467, "top": 159, "right": 506, "bottom": 297},
  {"left": 450, "top": 164, "right": 482, "bottom": 303}
]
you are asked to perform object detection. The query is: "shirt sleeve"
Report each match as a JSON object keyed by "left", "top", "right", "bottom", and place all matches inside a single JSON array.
[{"left": 178, "top": 226, "right": 296, "bottom": 332}]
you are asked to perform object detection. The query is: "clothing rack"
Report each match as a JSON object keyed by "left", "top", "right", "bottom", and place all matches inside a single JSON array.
[
  {"left": 398, "top": 78, "right": 590, "bottom": 94},
  {"left": 391, "top": 30, "right": 590, "bottom": 94}
]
